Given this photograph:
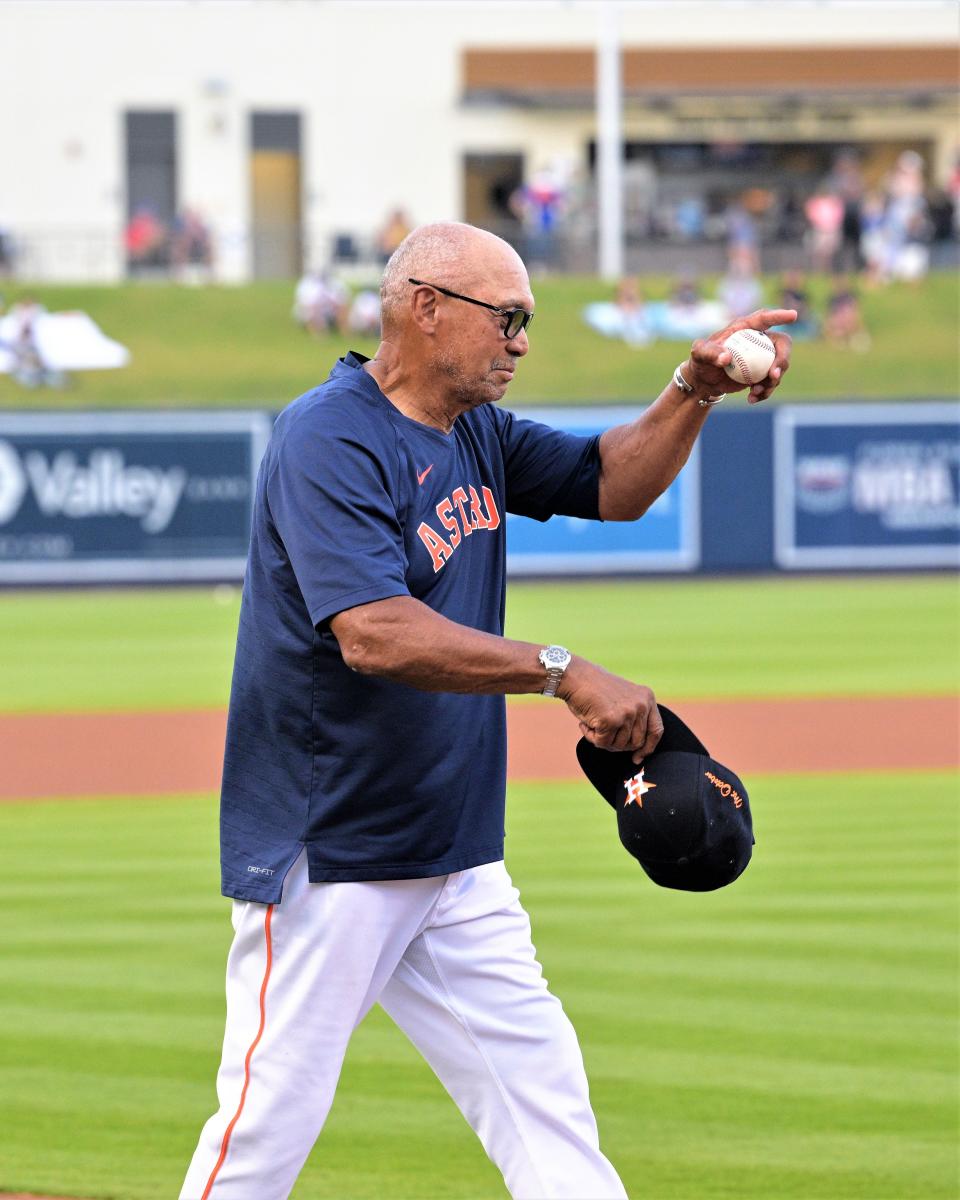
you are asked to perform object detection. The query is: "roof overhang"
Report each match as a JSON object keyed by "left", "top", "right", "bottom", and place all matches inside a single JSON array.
[{"left": 462, "top": 44, "right": 959, "bottom": 107}]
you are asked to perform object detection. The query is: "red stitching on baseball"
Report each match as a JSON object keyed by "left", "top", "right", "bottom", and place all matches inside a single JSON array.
[{"left": 731, "top": 350, "right": 757, "bottom": 383}]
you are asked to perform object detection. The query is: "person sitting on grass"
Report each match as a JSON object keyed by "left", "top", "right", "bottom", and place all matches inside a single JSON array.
[
  {"left": 582, "top": 276, "right": 653, "bottom": 347},
  {"left": 774, "top": 271, "right": 819, "bottom": 340},
  {"left": 823, "top": 275, "right": 871, "bottom": 352}
]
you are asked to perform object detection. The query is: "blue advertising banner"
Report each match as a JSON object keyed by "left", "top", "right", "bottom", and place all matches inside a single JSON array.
[
  {"left": 0, "top": 412, "right": 272, "bottom": 583},
  {"left": 505, "top": 407, "right": 700, "bottom": 575},
  {"left": 774, "top": 403, "right": 960, "bottom": 569}
]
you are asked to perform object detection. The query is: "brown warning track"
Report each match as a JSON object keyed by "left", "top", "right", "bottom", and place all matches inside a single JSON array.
[{"left": 0, "top": 696, "right": 957, "bottom": 802}]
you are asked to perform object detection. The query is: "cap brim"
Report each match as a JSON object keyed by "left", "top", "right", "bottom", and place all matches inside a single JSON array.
[
  {"left": 652, "top": 705, "right": 710, "bottom": 758},
  {"left": 576, "top": 704, "right": 709, "bottom": 809}
]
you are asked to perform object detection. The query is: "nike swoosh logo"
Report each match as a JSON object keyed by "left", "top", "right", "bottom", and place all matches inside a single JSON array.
[{"left": 417, "top": 465, "right": 434, "bottom": 486}]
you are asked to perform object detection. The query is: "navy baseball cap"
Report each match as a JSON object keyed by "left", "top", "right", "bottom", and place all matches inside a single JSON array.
[{"left": 576, "top": 705, "right": 754, "bottom": 892}]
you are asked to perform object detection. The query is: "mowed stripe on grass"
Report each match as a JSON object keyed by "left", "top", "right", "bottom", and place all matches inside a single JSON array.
[
  {"left": 0, "top": 577, "right": 956, "bottom": 715},
  {"left": 0, "top": 772, "right": 956, "bottom": 1200}
]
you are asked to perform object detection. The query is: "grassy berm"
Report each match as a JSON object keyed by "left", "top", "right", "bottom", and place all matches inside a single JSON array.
[{"left": 0, "top": 272, "right": 956, "bottom": 408}]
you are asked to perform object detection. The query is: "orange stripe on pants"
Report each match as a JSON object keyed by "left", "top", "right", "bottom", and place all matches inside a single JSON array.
[{"left": 201, "top": 903, "right": 275, "bottom": 1199}]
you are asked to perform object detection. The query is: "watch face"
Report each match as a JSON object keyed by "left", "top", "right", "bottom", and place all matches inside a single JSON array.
[{"left": 543, "top": 646, "right": 569, "bottom": 667}]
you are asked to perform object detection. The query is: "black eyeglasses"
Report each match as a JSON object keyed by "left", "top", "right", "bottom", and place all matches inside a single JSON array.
[{"left": 408, "top": 278, "right": 533, "bottom": 340}]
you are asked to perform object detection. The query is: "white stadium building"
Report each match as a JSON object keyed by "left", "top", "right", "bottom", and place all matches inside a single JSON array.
[{"left": 1, "top": 0, "right": 957, "bottom": 281}]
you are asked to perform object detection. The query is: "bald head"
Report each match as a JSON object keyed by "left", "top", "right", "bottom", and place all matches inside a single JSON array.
[
  {"left": 367, "top": 222, "right": 533, "bottom": 425},
  {"left": 380, "top": 222, "right": 526, "bottom": 336}
]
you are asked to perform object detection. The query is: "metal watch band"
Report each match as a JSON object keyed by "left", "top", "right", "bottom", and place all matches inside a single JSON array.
[
  {"left": 542, "top": 666, "right": 564, "bottom": 697},
  {"left": 538, "top": 645, "right": 572, "bottom": 698},
  {"left": 673, "top": 363, "right": 725, "bottom": 408}
]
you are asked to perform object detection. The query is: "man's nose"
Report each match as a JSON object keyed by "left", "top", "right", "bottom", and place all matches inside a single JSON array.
[{"left": 506, "top": 327, "right": 529, "bottom": 357}]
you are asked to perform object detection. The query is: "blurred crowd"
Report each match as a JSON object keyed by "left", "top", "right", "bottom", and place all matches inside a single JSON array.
[
  {"left": 292, "top": 270, "right": 382, "bottom": 339},
  {"left": 289, "top": 208, "right": 417, "bottom": 338},
  {"left": 801, "top": 149, "right": 943, "bottom": 285},
  {"left": 1, "top": 144, "right": 953, "bottom": 370},
  {"left": 124, "top": 205, "right": 214, "bottom": 281},
  {"left": 582, "top": 147, "right": 956, "bottom": 354},
  {"left": 485, "top": 146, "right": 959, "bottom": 282},
  {"left": 289, "top": 210, "right": 412, "bottom": 338},
  {"left": 2, "top": 143, "right": 954, "bottom": 291},
  {"left": 584, "top": 266, "right": 871, "bottom": 353}
]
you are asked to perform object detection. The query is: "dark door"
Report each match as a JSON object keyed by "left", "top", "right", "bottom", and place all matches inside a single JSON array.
[{"left": 125, "top": 111, "right": 177, "bottom": 273}]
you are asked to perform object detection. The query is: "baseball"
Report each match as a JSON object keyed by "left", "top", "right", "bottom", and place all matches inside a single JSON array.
[{"left": 722, "top": 330, "right": 776, "bottom": 386}]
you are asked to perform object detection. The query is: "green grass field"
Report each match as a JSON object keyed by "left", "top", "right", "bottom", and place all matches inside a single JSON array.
[
  {"left": 0, "top": 576, "right": 956, "bottom": 713},
  {"left": 0, "top": 576, "right": 957, "bottom": 1200},
  {"left": 2, "top": 773, "right": 957, "bottom": 1200},
  {"left": 1, "top": 272, "right": 956, "bottom": 409}
]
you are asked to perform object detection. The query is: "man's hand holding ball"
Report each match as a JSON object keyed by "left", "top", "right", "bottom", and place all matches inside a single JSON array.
[
  {"left": 682, "top": 309, "right": 796, "bottom": 405},
  {"left": 723, "top": 329, "right": 777, "bottom": 386}
]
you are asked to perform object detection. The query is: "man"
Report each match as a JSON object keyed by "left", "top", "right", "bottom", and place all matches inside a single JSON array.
[{"left": 181, "top": 222, "right": 794, "bottom": 1199}]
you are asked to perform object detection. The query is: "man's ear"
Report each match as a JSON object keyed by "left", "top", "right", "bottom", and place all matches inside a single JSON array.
[{"left": 409, "top": 284, "right": 439, "bottom": 335}]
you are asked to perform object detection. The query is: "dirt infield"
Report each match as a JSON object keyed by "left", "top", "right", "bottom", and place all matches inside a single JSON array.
[{"left": 1, "top": 696, "right": 957, "bottom": 801}]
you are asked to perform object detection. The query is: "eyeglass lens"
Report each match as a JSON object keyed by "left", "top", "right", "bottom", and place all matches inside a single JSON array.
[{"left": 504, "top": 310, "right": 532, "bottom": 339}]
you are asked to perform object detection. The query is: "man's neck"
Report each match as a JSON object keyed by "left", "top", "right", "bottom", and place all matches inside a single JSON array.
[{"left": 363, "top": 341, "right": 463, "bottom": 434}]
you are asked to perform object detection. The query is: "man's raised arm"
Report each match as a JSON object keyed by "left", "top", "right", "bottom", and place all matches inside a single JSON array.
[{"left": 598, "top": 308, "right": 796, "bottom": 522}]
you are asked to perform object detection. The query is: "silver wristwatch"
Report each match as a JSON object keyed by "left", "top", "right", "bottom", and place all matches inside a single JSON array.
[{"left": 538, "top": 644, "right": 572, "bottom": 697}]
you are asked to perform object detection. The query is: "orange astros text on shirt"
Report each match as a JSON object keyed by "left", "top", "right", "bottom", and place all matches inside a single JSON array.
[{"left": 417, "top": 484, "right": 501, "bottom": 572}]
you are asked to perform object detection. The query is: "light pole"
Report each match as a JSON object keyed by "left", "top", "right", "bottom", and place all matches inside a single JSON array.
[{"left": 596, "top": 0, "right": 624, "bottom": 280}]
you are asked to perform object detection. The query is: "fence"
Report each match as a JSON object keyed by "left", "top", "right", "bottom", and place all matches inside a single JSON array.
[
  {"left": 10, "top": 227, "right": 956, "bottom": 284},
  {"left": 0, "top": 403, "right": 955, "bottom": 585}
]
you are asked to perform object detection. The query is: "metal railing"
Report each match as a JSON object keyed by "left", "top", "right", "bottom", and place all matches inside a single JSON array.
[{"left": 1, "top": 225, "right": 955, "bottom": 284}]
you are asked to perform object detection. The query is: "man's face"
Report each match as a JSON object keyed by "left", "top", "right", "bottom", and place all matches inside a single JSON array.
[{"left": 429, "top": 254, "right": 534, "bottom": 410}]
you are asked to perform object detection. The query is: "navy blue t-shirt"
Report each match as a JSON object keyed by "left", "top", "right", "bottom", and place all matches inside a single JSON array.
[{"left": 220, "top": 352, "right": 601, "bottom": 902}]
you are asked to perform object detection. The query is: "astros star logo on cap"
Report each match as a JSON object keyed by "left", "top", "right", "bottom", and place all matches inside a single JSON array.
[
  {"left": 577, "top": 704, "right": 755, "bottom": 892},
  {"left": 623, "top": 768, "right": 656, "bottom": 808}
]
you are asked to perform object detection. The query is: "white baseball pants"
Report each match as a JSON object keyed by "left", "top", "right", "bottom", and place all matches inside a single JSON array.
[{"left": 180, "top": 853, "right": 626, "bottom": 1200}]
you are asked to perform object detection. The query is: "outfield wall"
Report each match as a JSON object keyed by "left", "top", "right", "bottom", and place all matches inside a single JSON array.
[{"left": 0, "top": 402, "right": 955, "bottom": 584}]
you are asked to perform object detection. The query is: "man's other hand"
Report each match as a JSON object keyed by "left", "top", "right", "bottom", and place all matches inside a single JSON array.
[{"left": 557, "top": 659, "right": 663, "bottom": 764}]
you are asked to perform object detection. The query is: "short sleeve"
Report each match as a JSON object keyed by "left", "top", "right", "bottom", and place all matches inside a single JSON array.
[
  {"left": 495, "top": 409, "right": 601, "bottom": 523},
  {"left": 266, "top": 420, "right": 410, "bottom": 627}
]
